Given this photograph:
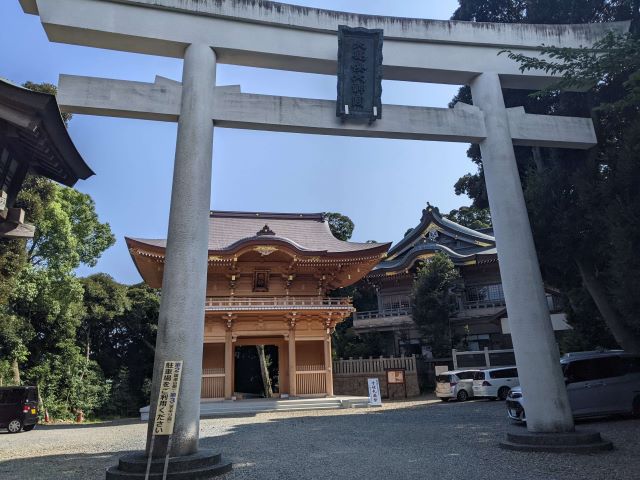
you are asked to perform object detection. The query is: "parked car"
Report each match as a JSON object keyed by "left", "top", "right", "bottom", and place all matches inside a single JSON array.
[
  {"left": 507, "top": 350, "right": 640, "bottom": 422},
  {"left": 0, "top": 386, "right": 39, "bottom": 433},
  {"left": 472, "top": 367, "right": 519, "bottom": 400},
  {"left": 435, "top": 370, "right": 479, "bottom": 402}
]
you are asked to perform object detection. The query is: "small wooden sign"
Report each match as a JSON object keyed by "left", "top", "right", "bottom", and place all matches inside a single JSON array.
[
  {"left": 152, "top": 360, "right": 183, "bottom": 436},
  {"left": 386, "top": 369, "right": 405, "bottom": 385}
]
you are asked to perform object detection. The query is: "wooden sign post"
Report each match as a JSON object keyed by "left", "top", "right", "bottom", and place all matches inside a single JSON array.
[{"left": 385, "top": 368, "right": 407, "bottom": 399}]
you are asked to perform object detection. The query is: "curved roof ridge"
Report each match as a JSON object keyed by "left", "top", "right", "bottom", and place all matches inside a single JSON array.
[
  {"left": 375, "top": 243, "right": 473, "bottom": 271},
  {"left": 0, "top": 79, "right": 94, "bottom": 185},
  {"left": 127, "top": 211, "right": 392, "bottom": 255},
  {"left": 372, "top": 242, "right": 497, "bottom": 274},
  {"left": 388, "top": 204, "right": 495, "bottom": 259},
  {"left": 438, "top": 214, "right": 495, "bottom": 242},
  {"left": 210, "top": 210, "right": 325, "bottom": 221}
]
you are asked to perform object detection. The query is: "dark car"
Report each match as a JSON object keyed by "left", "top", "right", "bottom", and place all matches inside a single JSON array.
[{"left": 0, "top": 386, "right": 39, "bottom": 433}]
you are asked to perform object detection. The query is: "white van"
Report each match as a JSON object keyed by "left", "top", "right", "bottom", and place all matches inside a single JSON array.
[
  {"left": 435, "top": 370, "right": 479, "bottom": 402},
  {"left": 473, "top": 367, "right": 519, "bottom": 400}
]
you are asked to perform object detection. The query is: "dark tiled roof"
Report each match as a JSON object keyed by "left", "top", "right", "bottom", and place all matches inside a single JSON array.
[
  {"left": 130, "top": 211, "right": 390, "bottom": 254},
  {"left": 388, "top": 205, "right": 494, "bottom": 259},
  {"left": 373, "top": 204, "right": 497, "bottom": 273},
  {"left": 0, "top": 79, "right": 94, "bottom": 186}
]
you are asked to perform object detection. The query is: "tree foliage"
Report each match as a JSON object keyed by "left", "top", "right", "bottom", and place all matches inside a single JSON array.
[
  {"left": 323, "top": 212, "right": 355, "bottom": 241},
  {"left": 451, "top": 0, "right": 640, "bottom": 352},
  {"left": 412, "top": 253, "right": 460, "bottom": 358},
  {"left": 0, "top": 174, "right": 116, "bottom": 414},
  {"left": 444, "top": 206, "right": 492, "bottom": 230},
  {"left": 332, "top": 282, "right": 387, "bottom": 358}
]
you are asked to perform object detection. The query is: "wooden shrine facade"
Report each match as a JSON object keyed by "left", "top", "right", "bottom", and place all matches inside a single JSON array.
[{"left": 127, "top": 211, "right": 389, "bottom": 399}]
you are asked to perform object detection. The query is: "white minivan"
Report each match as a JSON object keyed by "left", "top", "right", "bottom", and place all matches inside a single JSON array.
[
  {"left": 435, "top": 370, "right": 479, "bottom": 402},
  {"left": 473, "top": 367, "right": 519, "bottom": 400}
]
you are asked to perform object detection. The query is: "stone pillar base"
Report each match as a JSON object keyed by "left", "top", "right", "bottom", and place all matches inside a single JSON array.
[
  {"left": 500, "top": 428, "right": 613, "bottom": 453},
  {"left": 106, "top": 449, "right": 231, "bottom": 479}
]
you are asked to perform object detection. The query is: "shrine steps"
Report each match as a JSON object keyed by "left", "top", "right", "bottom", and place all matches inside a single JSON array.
[
  {"left": 199, "top": 396, "right": 370, "bottom": 417},
  {"left": 139, "top": 396, "right": 370, "bottom": 421}
]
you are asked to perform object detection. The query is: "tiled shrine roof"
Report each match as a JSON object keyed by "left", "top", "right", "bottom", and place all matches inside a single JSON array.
[
  {"left": 128, "top": 211, "right": 390, "bottom": 256},
  {"left": 0, "top": 79, "right": 94, "bottom": 186}
]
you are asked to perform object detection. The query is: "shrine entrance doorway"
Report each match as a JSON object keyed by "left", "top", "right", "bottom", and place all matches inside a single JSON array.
[
  {"left": 234, "top": 344, "right": 279, "bottom": 398},
  {"left": 233, "top": 337, "right": 284, "bottom": 399}
]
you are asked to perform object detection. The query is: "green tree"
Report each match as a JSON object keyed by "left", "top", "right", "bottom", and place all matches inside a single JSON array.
[
  {"left": 113, "top": 283, "right": 160, "bottom": 409},
  {"left": 332, "top": 281, "right": 385, "bottom": 359},
  {"left": 79, "top": 274, "right": 129, "bottom": 377},
  {"left": 0, "top": 178, "right": 114, "bottom": 414},
  {"left": 0, "top": 80, "right": 115, "bottom": 415},
  {"left": 444, "top": 206, "right": 492, "bottom": 229},
  {"left": 412, "top": 253, "right": 459, "bottom": 358},
  {"left": 450, "top": 0, "right": 640, "bottom": 353},
  {"left": 503, "top": 30, "right": 640, "bottom": 352},
  {"left": 323, "top": 212, "right": 355, "bottom": 241}
]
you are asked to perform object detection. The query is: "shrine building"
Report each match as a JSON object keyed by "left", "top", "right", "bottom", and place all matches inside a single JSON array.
[
  {"left": 354, "top": 204, "right": 568, "bottom": 356},
  {"left": 127, "top": 211, "right": 389, "bottom": 400}
]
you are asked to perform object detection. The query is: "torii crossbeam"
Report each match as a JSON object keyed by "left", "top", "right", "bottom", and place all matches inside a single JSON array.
[{"left": 19, "top": 0, "right": 626, "bottom": 476}]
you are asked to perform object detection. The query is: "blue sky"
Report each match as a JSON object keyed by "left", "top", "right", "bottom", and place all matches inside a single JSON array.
[{"left": 2, "top": 0, "right": 475, "bottom": 285}]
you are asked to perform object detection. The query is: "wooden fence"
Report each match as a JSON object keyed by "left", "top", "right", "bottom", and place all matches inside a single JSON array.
[
  {"left": 332, "top": 356, "right": 420, "bottom": 398},
  {"left": 295, "top": 364, "right": 327, "bottom": 395},
  {"left": 332, "top": 355, "right": 417, "bottom": 376},
  {"left": 201, "top": 368, "right": 225, "bottom": 399}
]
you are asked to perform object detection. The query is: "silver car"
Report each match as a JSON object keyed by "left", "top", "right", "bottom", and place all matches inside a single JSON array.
[{"left": 507, "top": 350, "right": 640, "bottom": 422}]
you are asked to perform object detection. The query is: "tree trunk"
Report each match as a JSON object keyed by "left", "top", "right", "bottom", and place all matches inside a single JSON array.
[
  {"left": 85, "top": 328, "right": 91, "bottom": 361},
  {"left": 11, "top": 358, "right": 20, "bottom": 385},
  {"left": 577, "top": 258, "right": 640, "bottom": 354},
  {"left": 532, "top": 147, "right": 545, "bottom": 170},
  {"left": 256, "top": 345, "right": 273, "bottom": 398}
]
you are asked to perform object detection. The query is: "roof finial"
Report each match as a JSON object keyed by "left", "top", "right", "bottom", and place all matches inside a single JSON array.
[
  {"left": 421, "top": 202, "right": 436, "bottom": 221},
  {"left": 256, "top": 224, "right": 275, "bottom": 236}
]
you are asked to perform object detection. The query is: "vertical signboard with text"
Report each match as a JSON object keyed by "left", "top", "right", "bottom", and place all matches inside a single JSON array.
[
  {"left": 367, "top": 378, "right": 382, "bottom": 406},
  {"left": 336, "top": 25, "right": 383, "bottom": 123},
  {"left": 152, "top": 361, "right": 183, "bottom": 436}
]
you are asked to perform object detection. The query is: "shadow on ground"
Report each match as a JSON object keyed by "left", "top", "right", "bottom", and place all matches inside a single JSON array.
[{"left": 0, "top": 401, "right": 638, "bottom": 480}]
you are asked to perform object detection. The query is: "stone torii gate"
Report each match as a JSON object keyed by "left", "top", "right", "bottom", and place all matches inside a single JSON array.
[{"left": 19, "top": 0, "right": 628, "bottom": 476}]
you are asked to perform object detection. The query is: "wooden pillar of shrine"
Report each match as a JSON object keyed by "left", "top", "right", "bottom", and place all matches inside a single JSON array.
[
  {"left": 288, "top": 316, "right": 297, "bottom": 397},
  {"left": 324, "top": 332, "right": 334, "bottom": 397},
  {"left": 224, "top": 328, "right": 233, "bottom": 400}
]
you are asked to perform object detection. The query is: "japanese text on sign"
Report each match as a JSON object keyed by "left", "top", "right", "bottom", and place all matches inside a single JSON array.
[
  {"left": 367, "top": 378, "right": 382, "bottom": 406},
  {"left": 336, "top": 25, "right": 383, "bottom": 122},
  {"left": 152, "top": 360, "right": 183, "bottom": 436}
]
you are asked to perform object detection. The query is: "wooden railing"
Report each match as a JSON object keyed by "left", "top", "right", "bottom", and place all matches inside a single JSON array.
[
  {"left": 205, "top": 296, "right": 352, "bottom": 310},
  {"left": 333, "top": 355, "right": 417, "bottom": 375},
  {"left": 201, "top": 368, "right": 225, "bottom": 399},
  {"left": 353, "top": 308, "right": 411, "bottom": 320},
  {"left": 295, "top": 364, "right": 327, "bottom": 395},
  {"left": 460, "top": 299, "right": 506, "bottom": 310},
  {"left": 452, "top": 348, "right": 515, "bottom": 369}
]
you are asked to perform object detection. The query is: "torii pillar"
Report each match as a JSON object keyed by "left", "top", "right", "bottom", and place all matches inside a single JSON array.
[
  {"left": 470, "top": 73, "right": 611, "bottom": 451},
  {"left": 107, "top": 43, "right": 232, "bottom": 478}
]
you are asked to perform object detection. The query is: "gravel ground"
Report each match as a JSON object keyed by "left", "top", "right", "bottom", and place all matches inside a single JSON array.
[{"left": 1, "top": 396, "right": 638, "bottom": 480}]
